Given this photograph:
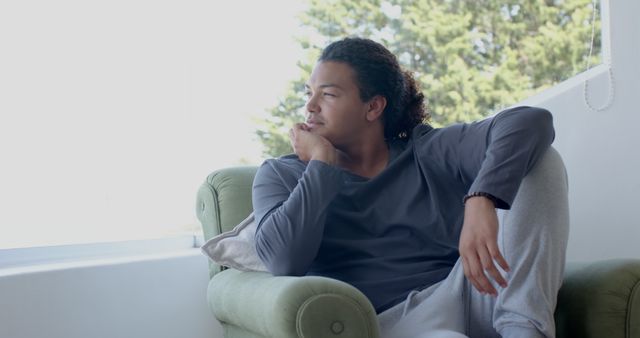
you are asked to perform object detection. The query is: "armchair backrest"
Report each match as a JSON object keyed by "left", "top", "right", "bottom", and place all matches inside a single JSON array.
[{"left": 196, "top": 166, "right": 258, "bottom": 277}]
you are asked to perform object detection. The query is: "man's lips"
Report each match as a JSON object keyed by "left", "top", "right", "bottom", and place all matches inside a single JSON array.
[{"left": 305, "top": 121, "right": 324, "bottom": 128}]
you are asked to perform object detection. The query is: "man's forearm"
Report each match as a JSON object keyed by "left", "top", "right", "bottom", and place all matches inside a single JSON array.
[
  {"left": 253, "top": 160, "right": 344, "bottom": 276},
  {"left": 467, "top": 106, "right": 555, "bottom": 209}
]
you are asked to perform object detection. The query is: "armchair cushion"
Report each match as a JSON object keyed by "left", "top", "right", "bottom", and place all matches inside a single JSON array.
[
  {"left": 201, "top": 212, "right": 267, "bottom": 272},
  {"left": 555, "top": 259, "right": 640, "bottom": 338},
  {"left": 196, "top": 166, "right": 258, "bottom": 276}
]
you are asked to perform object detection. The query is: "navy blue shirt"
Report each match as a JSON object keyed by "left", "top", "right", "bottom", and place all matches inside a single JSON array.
[{"left": 252, "top": 106, "right": 555, "bottom": 313}]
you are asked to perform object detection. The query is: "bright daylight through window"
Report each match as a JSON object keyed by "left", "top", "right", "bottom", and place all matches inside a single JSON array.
[{"left": 0, "top": 0, "right": 601, "bottom": 249}]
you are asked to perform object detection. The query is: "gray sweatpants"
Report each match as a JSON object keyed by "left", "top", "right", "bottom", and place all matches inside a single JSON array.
[{"left": 378, "top": 147, "right": 570, "bottom": 338}]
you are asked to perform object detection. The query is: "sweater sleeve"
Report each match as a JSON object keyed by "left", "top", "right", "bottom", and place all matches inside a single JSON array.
[
  {"left": 252, "top": 159, "right": 344, "bottom": 276},
  {"left": 419, "top": 106, "right": 555, "bottom": 209}
]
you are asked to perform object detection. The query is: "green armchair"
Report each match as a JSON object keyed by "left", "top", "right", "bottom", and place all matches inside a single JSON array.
[{"left": 196, "top": 166, "right": 640, "bottom": 338}]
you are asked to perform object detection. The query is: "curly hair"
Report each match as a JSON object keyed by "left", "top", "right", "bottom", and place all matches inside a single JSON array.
[{"left": 319, "top": 37, "right": 428, "bottom": 139}]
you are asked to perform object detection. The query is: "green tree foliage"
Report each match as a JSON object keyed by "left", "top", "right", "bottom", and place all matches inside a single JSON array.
[{"left": 257, "top": 0, "right": 601, "bottom": 157}]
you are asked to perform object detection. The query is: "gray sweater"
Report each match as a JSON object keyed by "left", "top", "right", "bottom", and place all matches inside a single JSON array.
[{"left": 252, "top": 106, "right": 555, "bottom": 313}]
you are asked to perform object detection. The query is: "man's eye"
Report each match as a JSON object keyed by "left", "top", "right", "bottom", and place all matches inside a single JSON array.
[{"left": 323, "top": 93, "right": 336, "bottom": 97}]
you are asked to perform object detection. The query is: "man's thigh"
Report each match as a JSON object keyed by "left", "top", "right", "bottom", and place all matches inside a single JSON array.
[{"left": 378, "top": 259, "right": 500, "bottom": 338}]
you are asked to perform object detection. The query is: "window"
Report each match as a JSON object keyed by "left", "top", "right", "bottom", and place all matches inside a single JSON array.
[
  {"left": 0, "top": 0, "right": 306, "bottom": 249},
  {"left": 0, "top": 0, "right": 602, "bottom": 249}
]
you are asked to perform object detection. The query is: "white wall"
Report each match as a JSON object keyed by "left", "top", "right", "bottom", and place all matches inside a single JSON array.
[
  {"left": 0, "top": 250, "right": 223, "bottom": 338},
  {"left": 521, "top": 0, "right": 640, "bottom": 261}
]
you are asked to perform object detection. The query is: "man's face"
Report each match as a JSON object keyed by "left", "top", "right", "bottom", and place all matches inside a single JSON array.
[{"left": 304, "top": 61, "right": 370, "bottom": 147}]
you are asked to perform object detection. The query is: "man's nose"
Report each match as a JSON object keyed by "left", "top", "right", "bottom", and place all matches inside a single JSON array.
[{"left": 305, "top": 95, "right": 319, "bottom": 114}]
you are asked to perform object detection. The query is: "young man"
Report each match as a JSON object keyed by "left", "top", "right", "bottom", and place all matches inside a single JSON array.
[{"left": 252, "top": 37, "right": 569, "bottom": 338}]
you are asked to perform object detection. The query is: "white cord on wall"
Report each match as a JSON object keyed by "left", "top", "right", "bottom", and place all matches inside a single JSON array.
[{"left": 583, "top": 0, "right": 615, "bottom": 112}]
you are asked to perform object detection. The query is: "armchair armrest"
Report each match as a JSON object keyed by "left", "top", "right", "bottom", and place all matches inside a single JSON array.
[
  {"left": 207, "top": 269, "right": 381, "bottom": 338},
  {"left": 555, "top": 259, "right": 640, "bottom": 338}
]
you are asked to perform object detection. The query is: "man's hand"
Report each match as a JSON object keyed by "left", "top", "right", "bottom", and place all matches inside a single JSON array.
[
  {"left": 459, "top": 196, "right": 510, "bottom": 296},
  {"left": 289, "top": 123, "right": 337, "bottom": 165}
]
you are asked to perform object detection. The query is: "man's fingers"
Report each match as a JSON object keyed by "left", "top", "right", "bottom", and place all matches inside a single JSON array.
[
  {"left": 485, "top": 265, "right": 507, "bottom": 289},
  {"left": 476, "top": 250, "right": 498, "bottom": 295},
  {"left": 479, "top": 247, "right": 507, "bottom": 289},
  {"left": 462, "top": 256, "right": 484, "bottom": 294},
  {"left": 294, "top": 122, "right": 308, "bottom": 131},
  {"left": 464, "top": 252, "right": 496, "bottom": 295},
  {"left": 488, "top": 243, "right": 510, "bottom": 273},
  {"left": 290, "top": 124, "right": 306, "bottom": 143}
]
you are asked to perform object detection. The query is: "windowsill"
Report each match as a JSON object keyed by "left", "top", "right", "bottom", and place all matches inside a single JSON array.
[{"left": 0, "top": 234, "right": 207, "bottom": 276}]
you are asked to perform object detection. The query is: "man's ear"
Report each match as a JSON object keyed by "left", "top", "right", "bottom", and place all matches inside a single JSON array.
[{"left": 365, "top": 95, "right": 387, "bottom": 122}]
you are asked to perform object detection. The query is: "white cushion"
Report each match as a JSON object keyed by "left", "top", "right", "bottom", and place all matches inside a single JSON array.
[{"left": 200, "top": 212, "right": 268, "bottom": 272}]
